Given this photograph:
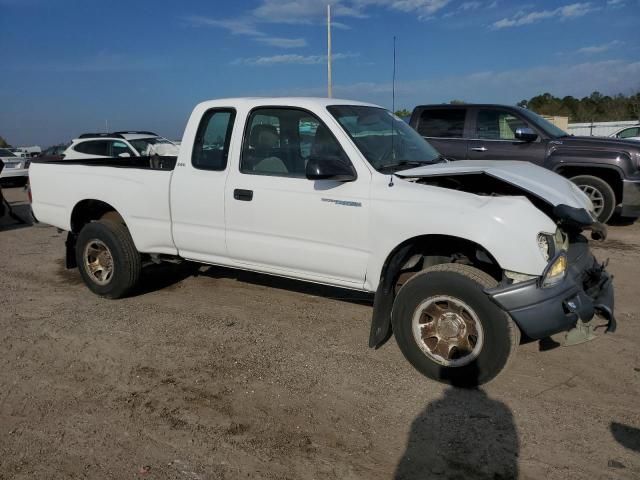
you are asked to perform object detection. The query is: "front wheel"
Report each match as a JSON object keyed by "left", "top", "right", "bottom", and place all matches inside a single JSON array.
[
  {"left": 392, "top": 264, "right": 520, "bottom": 387},
  {"left": 75, "top": 219, "right": 141, "bottom": 298},
  {"left": 570, "top": 175, "right": 616, "bottom": 223}
]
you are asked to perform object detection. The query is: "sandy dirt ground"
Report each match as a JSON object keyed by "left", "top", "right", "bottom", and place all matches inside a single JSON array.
[{"left": 1, "top": 186, "right": 639, "bottom": 479}]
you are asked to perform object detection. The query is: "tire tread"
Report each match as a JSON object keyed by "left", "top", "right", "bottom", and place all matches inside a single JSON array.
[{"left": 100, "top": 219, "right": 141, "bottom": 296}]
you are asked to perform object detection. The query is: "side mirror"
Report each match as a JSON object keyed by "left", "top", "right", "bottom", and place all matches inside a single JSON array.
[
  {"left": 306, "top": 157, "right": 356, "bottom": 182},
  {"left": 118, "top": 152, "right": 131, "bottom": 158},
  {"left": 515, "top": 127, "right": 538, "bottom": 142}
]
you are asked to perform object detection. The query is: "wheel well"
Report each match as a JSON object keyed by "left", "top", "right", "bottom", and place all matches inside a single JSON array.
[
  {"left": 70, "top": 199, "right": 124, "bottom": 233},
  {"left": 382, "top": 234, "right": 502, "bottom": 287},
  {"left": 555, "top": 166, "right": 623, "bottom": 205},
  {"left": 368, "top": 235, "right": 503, "bottom": 350}
]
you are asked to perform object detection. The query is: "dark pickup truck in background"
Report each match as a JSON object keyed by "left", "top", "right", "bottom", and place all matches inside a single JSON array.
[{"left": 409, "top": 104, "right": 640, "bottom": 223}]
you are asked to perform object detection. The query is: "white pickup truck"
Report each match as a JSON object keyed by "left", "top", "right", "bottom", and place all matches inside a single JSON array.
[{"left": 30, "top": 97, "right": 615, "bottom": 385}]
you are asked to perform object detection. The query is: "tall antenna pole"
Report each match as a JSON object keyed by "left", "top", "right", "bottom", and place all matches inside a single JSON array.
[
  {"left": 327, "top": 4, "right": 332, "bottom": 98},
  {"left": 390, "top": 36, "right": 397, "bottom": 166},
  {"left": 392, "top": 36, "right": 396, "bottom": 115}
]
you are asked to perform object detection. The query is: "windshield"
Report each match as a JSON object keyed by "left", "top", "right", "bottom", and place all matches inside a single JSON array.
[
  {"left": 328, "top": 105, "right": 441, "bottom": 172},
  {"left": 517, "top": 107, "right": 569, "bottom": 138},
  {"left": 43, "top": 144, "right": 68, "bottom": 156},
  {"left": 128, "top": 137, "right": 172, "bottom": 154},
  {"left": 0, "top": 148, "right": 17, "bottom": 157}
]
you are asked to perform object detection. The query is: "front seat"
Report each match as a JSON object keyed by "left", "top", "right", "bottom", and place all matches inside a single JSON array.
[{"left": 247, "top": 124, "right": 288, "bottom": 174}]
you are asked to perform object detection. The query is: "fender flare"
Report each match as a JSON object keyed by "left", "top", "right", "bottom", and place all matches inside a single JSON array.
[
  {"left": 549, "top": 161, "right": 625, "bottom": 179},
  {"left": 368, "top": 244, "right": 413, "bottom": 349}
]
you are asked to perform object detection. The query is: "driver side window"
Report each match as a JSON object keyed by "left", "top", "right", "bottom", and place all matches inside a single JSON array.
[
  {"left": 240, "top": 107, "right": 350, "bottom": 177},
  {"left": 476, "top": 110, "right": 529, "bottom": 140}
]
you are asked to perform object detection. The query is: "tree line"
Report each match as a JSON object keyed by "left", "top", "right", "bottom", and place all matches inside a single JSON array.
[{"left": 518, "top": 91, "right": 640, "bottom": 123}]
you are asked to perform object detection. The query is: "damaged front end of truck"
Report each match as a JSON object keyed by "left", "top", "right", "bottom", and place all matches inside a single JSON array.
[
  {"left": 486, "top": 202, "right": 616, "bottom": 347},
  {"left": 370, "top": 166, "right": 616, "bottom": 350}
]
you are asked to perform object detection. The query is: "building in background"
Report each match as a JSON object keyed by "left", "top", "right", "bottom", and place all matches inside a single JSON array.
[
  {"left": 567, "top": 120, "right": 638, "bottom": 137},
  {"left": 542, "top": 116, "right": 569, "bottom": 131}
]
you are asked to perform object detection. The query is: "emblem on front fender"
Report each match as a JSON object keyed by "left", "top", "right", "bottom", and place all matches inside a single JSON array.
[{"left": 321, "top": 198, "right": 362, "bottom": 207}]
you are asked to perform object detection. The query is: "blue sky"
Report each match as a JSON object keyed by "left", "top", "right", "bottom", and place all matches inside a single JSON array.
[{"left": 1, "top": 0, "right": 638, "bottom": 146}]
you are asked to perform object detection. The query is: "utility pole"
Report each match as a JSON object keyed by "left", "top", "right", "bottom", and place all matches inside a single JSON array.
[{"left": 327, "top": 4, "right": 332, "bottom": 98}]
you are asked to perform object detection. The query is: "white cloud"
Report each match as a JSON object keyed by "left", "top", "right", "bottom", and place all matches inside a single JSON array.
[
  {"left": 253, "top": 0, "right": 366, "bottom": 24},
  {"left": 184, "top": 15, "right": 309, "bottom": 49},
  {"left": 606, "top": 0, "right": 625, "bottom": 6},
  {"left": 200, "top": 0, "right": 452, "bottom": 29},
  {"left": 184, "top": 16, "right": 264, "bottom": 36},
  {"left": 376, "top": 0, "right": 452, "bottom": 15},
  {"left": 256, "top": 37, "right": 308, "bottom": 48},
  {"left": 492, "top": 2, "right": 596, "bottom": 29},
  {"left": 232, "top": 52, "right": 358, "bottom": 66},
  {"left": 577, "top": 40, "right": 623, "bottom": 54},
  {"left": 460, "top": 1, "right": 482, "bottom": 10},
  {"left": 441, "top": 0, "right": 493, "bottom": 18}
]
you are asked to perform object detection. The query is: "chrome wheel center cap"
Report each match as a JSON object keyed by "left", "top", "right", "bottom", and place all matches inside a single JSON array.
[{"left": 437, "top": 313, "right": 464, "bottom": 339}]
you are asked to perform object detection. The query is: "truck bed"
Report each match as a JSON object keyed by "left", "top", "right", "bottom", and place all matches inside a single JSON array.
[{"left": 29, "top": 156, "right": 179, "bottom": 255}]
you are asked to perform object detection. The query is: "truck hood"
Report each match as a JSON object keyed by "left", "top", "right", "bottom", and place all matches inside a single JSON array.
[{"left": 397, "top": 160, "right": 591, "bottom": 211}]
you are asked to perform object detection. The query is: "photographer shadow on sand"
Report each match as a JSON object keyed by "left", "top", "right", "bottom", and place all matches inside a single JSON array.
[{"left": 394, "top": 364, "right": 519, "bottom": 479}]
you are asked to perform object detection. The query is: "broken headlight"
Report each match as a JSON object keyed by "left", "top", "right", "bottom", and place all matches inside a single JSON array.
[{"left": 541, "top": 253, "right": 568, "bottom": 287}]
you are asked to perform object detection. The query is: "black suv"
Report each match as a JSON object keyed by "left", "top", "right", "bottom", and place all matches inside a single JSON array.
[{"left": 409, "top": 104, "right": 640, "bottom": 223}]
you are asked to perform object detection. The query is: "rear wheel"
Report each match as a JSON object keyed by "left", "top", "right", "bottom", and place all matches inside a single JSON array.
[
  {"left": 75, "top": 219, "right": 141, "bottom": 298},
  {"left": 569, "top": 175, "right": 616, "bottom": 223},
  {"left": 392, "top": 264, "right": 520, "bottom": 387}
]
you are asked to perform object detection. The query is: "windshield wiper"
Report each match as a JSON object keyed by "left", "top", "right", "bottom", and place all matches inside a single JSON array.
[{"left": 377, "top": 160, "right": 429, "bottom": 173}]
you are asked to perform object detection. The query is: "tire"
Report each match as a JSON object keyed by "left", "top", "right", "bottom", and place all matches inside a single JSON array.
[
  {"left": 392, "top": 264, "right": 520, "bottom": 387},
  {"left": 569, "top": 175, "right": 616, "bottom": 223},
  {"left": 75, "top": 219, "right": 141, "bottom": 299}
]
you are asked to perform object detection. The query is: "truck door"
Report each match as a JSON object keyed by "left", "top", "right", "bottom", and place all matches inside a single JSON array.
[
  {"left": 467, "top": 108, "right": 547, "bottom": 164},
  {"left": 225, "top": 106, "right": 370, "bottom": 287},
  {"left": 170, "top": 108, "right": 236, "bottom": 263},
  {"left": 414, "top": 107, "right": 468, "bottom": 160}
]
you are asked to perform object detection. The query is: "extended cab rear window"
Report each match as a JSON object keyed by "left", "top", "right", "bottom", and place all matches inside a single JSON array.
[
  {"left": 417, "top": 108, "right": 466, "bottom": 138},
  {"left": 192, "top": 109, "right": 236, "bottom": 171}
]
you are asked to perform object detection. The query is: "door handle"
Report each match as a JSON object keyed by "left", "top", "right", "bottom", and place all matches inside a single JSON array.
[
  {"left": 233, "top": 189, "right": 253, "bottom": 201},
  {"left": 470, "top": 147, "right": 488, "bottom": 152}
]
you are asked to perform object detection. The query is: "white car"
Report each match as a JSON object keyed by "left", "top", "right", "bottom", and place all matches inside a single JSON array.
[
  {"left": 62, "top": 131, "right": 179, "bottom": 160},
  {"left": 9, "top": 146, "right": 41, "bottom": 158},
  {"left": 609, "top": 125, "right": 640, "bottom": 141},
  {"left": 29, "top": 97, "right": 615, "bottom": 386},
  {"left": 0, "top": 148, "right": 29, "bottom": 184}
]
